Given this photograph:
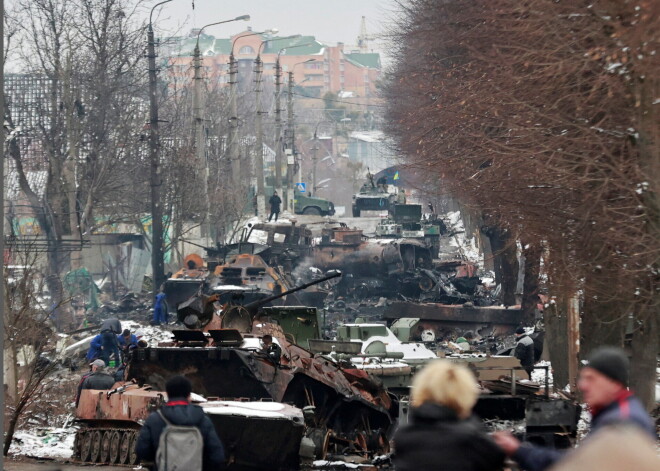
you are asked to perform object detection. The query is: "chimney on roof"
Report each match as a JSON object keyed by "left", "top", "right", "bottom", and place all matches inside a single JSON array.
[
  {"left": 247, "top": 26, "right": 252, "bottom": 32},
  {"left": 337, "top": 42, "right": 344, "bottom": 51}
]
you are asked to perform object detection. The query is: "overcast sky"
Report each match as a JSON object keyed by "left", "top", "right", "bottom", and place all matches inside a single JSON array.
[{"left": 152, "top": 0, "right": 397, "bottom": 57}]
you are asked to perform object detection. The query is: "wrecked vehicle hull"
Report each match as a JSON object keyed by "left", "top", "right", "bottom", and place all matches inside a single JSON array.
[
  {"left": 73, "top": 386, "right": 305, "bottom": 469},
  {"left": 127, "top": 343, "right": 393, "bottom": 451}
]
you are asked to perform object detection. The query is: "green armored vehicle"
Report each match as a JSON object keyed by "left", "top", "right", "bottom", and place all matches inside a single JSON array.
[{"left": 294, "top": 193, "right": 335, "bottom": 216}]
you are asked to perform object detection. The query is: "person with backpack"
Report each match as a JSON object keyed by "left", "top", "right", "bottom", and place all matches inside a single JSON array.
[{"left": 136, "top": 375, "right": 226, "bottom": 471}]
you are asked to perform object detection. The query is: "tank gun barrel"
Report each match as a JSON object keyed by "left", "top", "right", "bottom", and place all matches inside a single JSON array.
[{"left": 243, "top": 270, "right": 342, "bottom": 311}]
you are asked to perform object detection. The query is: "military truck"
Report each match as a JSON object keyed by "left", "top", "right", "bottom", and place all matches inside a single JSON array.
[{"left": 294, "top": 193, "right": 335, "bottom": 216}]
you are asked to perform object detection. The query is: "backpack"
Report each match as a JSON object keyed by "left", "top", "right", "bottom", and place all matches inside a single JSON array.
[{"left": 155, "top": 409, "right": 204, "bottom": 471}]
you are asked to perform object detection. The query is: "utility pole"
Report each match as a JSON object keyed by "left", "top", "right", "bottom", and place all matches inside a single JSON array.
[
  {"left": 1, "top": 0, "right": 6, "bottom": 467},
  {"left": 147, "top": 1, "right": 171, "bottom": 302},
  {"left": 287, "top": 71, "right": 296, "bottom": 211},
  {"left": 274, "top": 57, "right": 284, "bottom": 206},
  {"left": 228, "top": 53, "right": 240, "bottom": 185},
  {"left": 254, "top": 55, "right": 266, "bottom": 217},
  {"left": 311, "top": 132, "right": 319, "bottom": 196},
  {"left": 192, "top": 42, "right": 211, "bottom": 245}
]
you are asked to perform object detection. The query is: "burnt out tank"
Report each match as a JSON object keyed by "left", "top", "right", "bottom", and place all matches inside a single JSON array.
[
  {"left": 128, "top": 272, "right": 394, "bottom": 464},
  {"left": 163, "top": 253, "right": 291, "bottom": 314}
]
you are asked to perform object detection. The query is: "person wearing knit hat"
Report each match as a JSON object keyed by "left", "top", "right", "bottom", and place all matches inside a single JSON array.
[
  {"left": 493, "top": 346, "right": 656, "bottom": 471},
  {"left": 513, "top": 327, "right": 535, "bottom": 378}
]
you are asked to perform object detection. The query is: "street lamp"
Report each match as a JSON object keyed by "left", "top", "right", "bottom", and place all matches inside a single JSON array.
[
  {"left": 253, "top": 34, "right": 301, "bottom": 217},
  {"left": 147, "top": 0, "right": 175, "bottom": 301},
  {"left": 227, "top": 28, "right": 277, "bottom": 186},
  {"left": 191, "top": 15, "right": 249, "bottom": 245}
]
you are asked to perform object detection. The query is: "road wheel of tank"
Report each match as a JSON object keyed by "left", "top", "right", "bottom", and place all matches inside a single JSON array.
[
  {"left": 79, "top": 431, "right": 92, "bottom": 462},
  {"left": 119, "top": 431, "right": 131, "bottom": 464},
  {"left": 128, "top": 432, "right": 139, "bottom": 465},
  {"left": 109, "top": 431, "right": 121, "bottom": 464},
  {"left": 99, "top": 431, "right": 111, "bottom": 463},
  {"left": 302, "top": 206, "right": 322, "bottom": 215},
  {"left": 89, "top": 430, "right": 102, "bottom": 463}
]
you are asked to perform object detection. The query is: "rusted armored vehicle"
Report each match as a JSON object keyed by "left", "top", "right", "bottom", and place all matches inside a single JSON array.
[
  {"left": 74, "top": 384, "right": 306, "bottom": 468},
  {"left": 163, "top": 252, "right": 290, "bottom": 314}
]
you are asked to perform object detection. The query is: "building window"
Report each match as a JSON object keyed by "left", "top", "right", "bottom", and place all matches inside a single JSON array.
[
  {"left": 305, "top": 74, "right": 324, "bottom": 81},
  {"left": 304, "top": 62, "right": 322, "bottom": 69},
  {"left": 238, "top": 45, "right": 255, "bottom": 55}
]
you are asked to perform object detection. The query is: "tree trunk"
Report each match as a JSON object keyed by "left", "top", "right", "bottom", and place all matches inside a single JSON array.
[
  {"left": 544, "top": 297, "right": 570, "bottom": 391},
  {"left": 629, "top": 307, "right": 658, "bottom": 411},
  {"left": 521, "top": 241, "right": 542, "bottom": 325}
]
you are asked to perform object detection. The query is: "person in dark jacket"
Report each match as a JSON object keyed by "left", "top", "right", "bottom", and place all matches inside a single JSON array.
[
  {"left": 494, "top": 346, "right": 656, "bottom": 471},
  {"left": 99, "top": 318, "right": 122, "bottom": 366},
  {"left": 268, "top": 191, "right": 282, "bottom": 222},
  {"left": 394, "top": 360, "right": 505, "bottom": 471},
  {"left": 513, "top": 327, "right": 535, "bottom": 377},
  {"left": 79, "top": 359, "right": 116, "bottom": 394},
  {"left": 136, "top": 375, "right": 225, "bottom": 471}
]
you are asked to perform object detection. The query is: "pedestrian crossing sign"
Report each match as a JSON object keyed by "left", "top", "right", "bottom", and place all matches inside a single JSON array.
[{"left": 296, "top": 182, "right": 307, "bottom": 193}]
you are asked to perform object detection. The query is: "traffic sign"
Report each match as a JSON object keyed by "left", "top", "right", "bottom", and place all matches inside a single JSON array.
[{"left": 296, "top": 182, "right": 307, "bottom": 193}]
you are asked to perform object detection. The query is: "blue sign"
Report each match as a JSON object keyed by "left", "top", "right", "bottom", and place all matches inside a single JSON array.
[{"left": 296, "top": 182, "right": 307, "bottom": 193}]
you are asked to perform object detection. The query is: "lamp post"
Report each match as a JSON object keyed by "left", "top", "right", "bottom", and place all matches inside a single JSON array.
[
  {"left": 192, "top": 15, "right": 249, "bottom": 244},
  {"left": 274, "top": 43, "right": 310, "bottom": 210},
  {"left": 147, "top": 0, "right": 174, "bottom": 301},
  {"left": 286, "top": 59, "right": 315, "bottom": 210},
  {"left": 253, "top": 35, "right": 299, "bottom": 217},
  {"left": 228, "top": 29, "right": 277, "bottom": 186}
]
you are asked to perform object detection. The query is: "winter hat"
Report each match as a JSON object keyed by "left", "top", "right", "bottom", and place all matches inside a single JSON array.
[
  {"left": 90, "top": 359, "right": 106, "bottom": 369},
  {"left": 515, "top": 327, "right": 526, "bottom": 335},
  {"left": 585, "top": 347, "right": 629, "bottom": 387}
]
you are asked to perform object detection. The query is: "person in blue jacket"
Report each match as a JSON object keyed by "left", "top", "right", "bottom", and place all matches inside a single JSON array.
[
  {"left": 117, "top": 329, "right": 138, "bottom": 350},
  {"left": 152, "top": 292, "right": 168, "bottom": 325},
  {"left": 86, "top": 334, "right": 103, "bottom": 362},
  {"left": 493, "top": 346, "right": 656, "bottom": 471}
]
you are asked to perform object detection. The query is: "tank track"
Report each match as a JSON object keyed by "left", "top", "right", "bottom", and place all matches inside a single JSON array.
[{"left": 73, "top": 427, "right": 141, "bottom": 465}]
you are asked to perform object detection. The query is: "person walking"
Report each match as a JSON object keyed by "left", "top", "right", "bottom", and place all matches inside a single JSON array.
[
  {"left": 136, "top": 375, "right": 226, "bottom": 471},
  {"left": 513, "top": 326, "right": 535, "bottom": 378},
  {"left": 99, "top": 318, "right": 122, "bottom": 366},
  {"left": 494, "top": 346, "right": 656, "bottom": 471},
  {"left": 393, "top": 360, "right": 505, "bottom": 471},
  {"left": 268, "top": 191, "right": 282, "bottom": 222},
  {"left": 153, "top": 292, "right": 168, "bottom": 325}
]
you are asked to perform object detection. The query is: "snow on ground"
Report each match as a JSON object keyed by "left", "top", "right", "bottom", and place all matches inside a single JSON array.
[
  {"left": 122, "top": 320, "right": 174, "bottom": 345},
  {"left": 10, "top": 427, "right": 76, "bottom": 459}
]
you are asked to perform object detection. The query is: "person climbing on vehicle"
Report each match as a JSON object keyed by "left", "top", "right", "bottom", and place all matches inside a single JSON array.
[
  {"left": 136, "top": 375, "right": 226, "bottom": 471},
  {"left": 268, "top": 191, "right": 282, "bottom": 222},
  {"left": 260, "top": 334, "right": 282, "bottom": 365}
]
